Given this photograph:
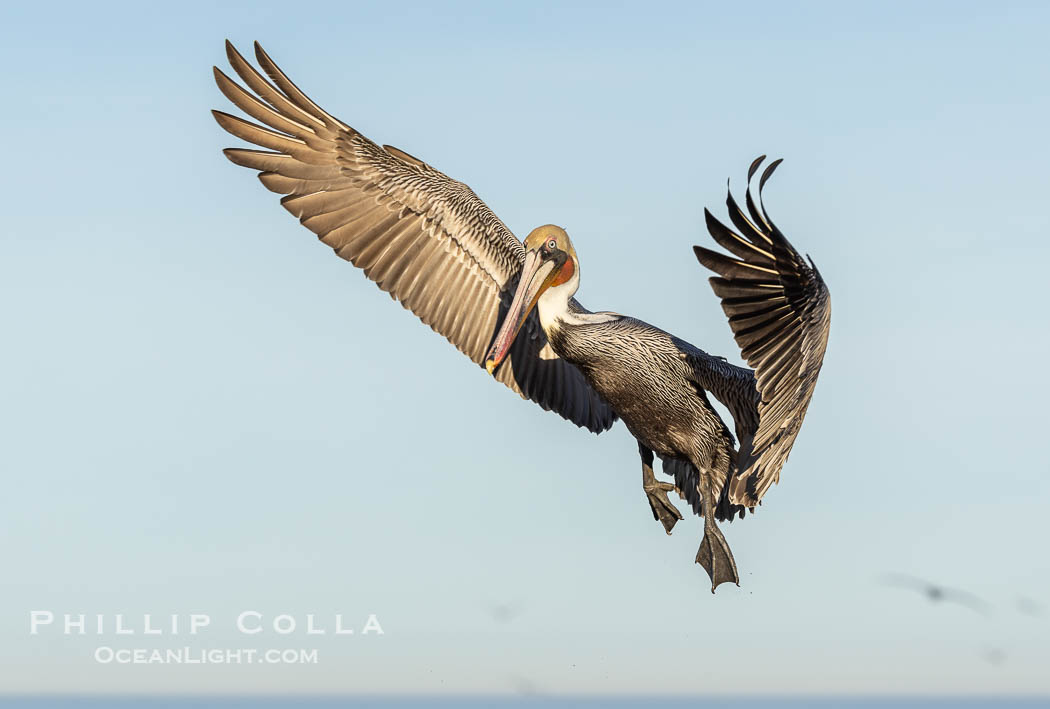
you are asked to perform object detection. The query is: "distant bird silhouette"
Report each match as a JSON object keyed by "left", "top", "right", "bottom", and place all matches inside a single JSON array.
[
  {"left": 511, "top": 675, "right": 541, "bottom": 696},
  {"left": 982, "top": 647, "right": 1006, "bottom": 666},
  {"left": 488, "top": 602, "right": 524, "bottom": 623},
  {"left": 881, "top": 573, "right": 991, "bottom": 615},
  {"left": 1016, "top": 596, "right": 1042, "bottom": 617}
]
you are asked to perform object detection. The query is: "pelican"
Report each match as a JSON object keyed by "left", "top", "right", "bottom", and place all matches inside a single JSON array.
[{"left": 212, "top": 42, "right": 831, "bottom": 592}]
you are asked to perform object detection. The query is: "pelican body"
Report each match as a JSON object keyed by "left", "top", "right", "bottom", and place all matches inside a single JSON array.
[{"left": 212, "top": 41, "right": 832, "bottom": 592}]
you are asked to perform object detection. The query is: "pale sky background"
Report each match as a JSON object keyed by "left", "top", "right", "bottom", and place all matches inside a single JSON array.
[{"left": 2, "top": 0, "right": 1049, "bottom": 697}]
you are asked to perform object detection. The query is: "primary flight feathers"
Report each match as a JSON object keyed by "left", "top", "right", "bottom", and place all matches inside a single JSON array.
[
  {"left": 212, "top": 41, "right": 616, "bottom": 433},
  {"left": 695, "top": 157, "right": 831, "bottom": 505}
]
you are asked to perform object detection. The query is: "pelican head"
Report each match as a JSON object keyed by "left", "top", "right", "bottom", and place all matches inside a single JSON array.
[{"left": 485, "top": 225, "right": 579, "bottom": 374}]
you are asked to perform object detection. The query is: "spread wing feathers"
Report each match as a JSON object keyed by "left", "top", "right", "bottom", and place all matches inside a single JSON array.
[
  {"left": 213, "top": 41, "right": 616, "bottom": 433},
  {"left": 693, "top": 156, "right": 831, "bottom": 506}
]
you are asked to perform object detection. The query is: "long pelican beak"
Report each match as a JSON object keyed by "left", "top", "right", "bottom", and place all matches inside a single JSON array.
[{"left": 485, "top": 249, "right": 561, "bottom": 375}]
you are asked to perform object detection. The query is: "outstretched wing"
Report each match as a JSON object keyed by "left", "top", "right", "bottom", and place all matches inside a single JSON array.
[
  {"left": 693, "top": 157, "right": 831, "bottom": 506},
  {"left": 213, "top": 41, "right": 616, "bottom": 433}
]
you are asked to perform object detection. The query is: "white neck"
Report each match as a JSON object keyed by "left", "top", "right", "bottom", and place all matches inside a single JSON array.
[{"left": 536, "top": 266, "right": 620, "bottom": 337}]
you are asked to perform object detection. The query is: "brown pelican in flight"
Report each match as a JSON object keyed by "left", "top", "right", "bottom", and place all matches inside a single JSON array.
[{"left": 212, "top": 41, "right": 832, "bottom": 592}]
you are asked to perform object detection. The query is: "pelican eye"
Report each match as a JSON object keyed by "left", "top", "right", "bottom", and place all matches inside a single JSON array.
[{"left": 547, "top": 239, "right": 557, "bottom": 251}]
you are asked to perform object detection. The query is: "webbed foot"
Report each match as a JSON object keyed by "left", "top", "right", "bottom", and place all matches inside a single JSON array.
[
  {"left": 643, "top": 463, "right": 683, "bottom": 534},
  {"left": 695, "top": 522, "right": 740, "bottom": 593}
]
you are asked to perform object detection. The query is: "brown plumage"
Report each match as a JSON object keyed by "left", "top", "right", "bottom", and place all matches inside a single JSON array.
[
  {"left": 213, "top": 41, "right": 615, "bottom": 433},
  {"left": 212, "top": 42, "right": 832, "bottom": 592}
]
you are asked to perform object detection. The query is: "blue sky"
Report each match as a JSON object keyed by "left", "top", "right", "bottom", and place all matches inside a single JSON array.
[{"left": 2, "top": 0, "right": 1049, "bottom": 696}]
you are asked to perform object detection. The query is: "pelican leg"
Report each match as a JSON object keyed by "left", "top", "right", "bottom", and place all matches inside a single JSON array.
[
  {"left": 639, "top": 442, "right": 683, "bottom": 535},
  {"left": 694, "top": 472, "right": 740, "bottom": 593}
]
